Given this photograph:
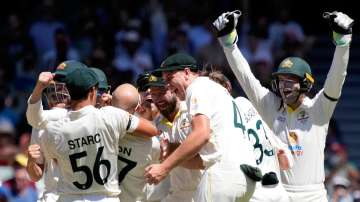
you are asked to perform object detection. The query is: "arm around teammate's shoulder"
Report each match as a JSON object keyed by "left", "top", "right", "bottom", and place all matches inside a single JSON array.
[
  {"left": 101, "top": 106, "right": 159, "bottom": 138},
  {"left": 133, "top": 117, "right": 160, "bottom": 138}
]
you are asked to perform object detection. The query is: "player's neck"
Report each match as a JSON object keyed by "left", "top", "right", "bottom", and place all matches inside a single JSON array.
[
  {"left": 70, "top": 100, "right": 93, "bottom": 111},
  {"left": 287, "top": 94, "right": 305, "bottom": 110}
]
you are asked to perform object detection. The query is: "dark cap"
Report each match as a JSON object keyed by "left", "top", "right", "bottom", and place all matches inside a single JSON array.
[
  {"left": 154, "top": 53, "right": 198, "bottom": 73},
  {"left": 136, "top": 72, "right": 151, "bottom": 92},
  {"left": 147, "top": 75, "right": 166, "bottom": 88},
  {"left": 136, "top": 73, "right": 166, "bottom": 92},
  {"left": 65, "top": 68, "right": 98, "bottom": 95},
  {"left": 54, "top": 60, "right": 88, "bottom": 82},
  {"left": 90, "top": 67, "right": 109, "bottom": 91}
]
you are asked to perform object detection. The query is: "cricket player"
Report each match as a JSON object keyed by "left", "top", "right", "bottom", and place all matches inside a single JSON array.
[
  {"left": 27, "top": 67, "right": 159, "bottom": 202},
  {"left": 26, "top": 60, "right": 85, "bottom": 202},
  {"left": 144, "top": 53, "right": 259, "bottom": 202},
  {"left": 26, "top": 60, "right": 87, "bottom": 129},
  {"left": 208, "top": 71, "right": 292, "bottom": 202},
  {"left": 135, "top": 72, "right": 172, "bottom": 202},
  {"left": 235, "top": 97, "right": 291, "bottom": 202},
  {"left": 214, "top": 10, "right": 353, "bottom": 202},
  {"left": 90, "top": 67, "right": 112, "bottom": 108},
  {"left": 111, "top": 83, "right": 168, "bottom": 202},
  {"left": 148, "top": 75, "right": 202, "bottom": 202},
  {"left": 27, "top": 80, "right": 70, "bottom": 202}
]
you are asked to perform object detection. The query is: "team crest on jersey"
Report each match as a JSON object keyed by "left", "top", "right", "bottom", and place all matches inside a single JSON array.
[
  {"left": 288, "top": 132, "right": 303, "bottom": 156},
  {"left": 297, "top": 110, "right": 309, "bottom": 123},
  {"left": 179, "top": 118, "right": 191, "bottom": 134}
]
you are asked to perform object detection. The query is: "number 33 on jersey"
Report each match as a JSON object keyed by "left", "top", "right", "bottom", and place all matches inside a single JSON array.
[{"left": 233, "top": 97, "right": 284, "bottom": 174}]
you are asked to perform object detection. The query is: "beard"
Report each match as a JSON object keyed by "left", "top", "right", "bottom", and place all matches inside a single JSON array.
[{"left": 159, "top": 97, "right": 178, "bottom": 119}]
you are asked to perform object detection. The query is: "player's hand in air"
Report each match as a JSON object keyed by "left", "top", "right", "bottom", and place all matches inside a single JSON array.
[
  {"left": 212, "top": 10, "right": 241, "bottom": 46},
  {"left": 36, "top": 72, "right": 55, "bottom": 90},
  {"left": 323, "top": 11, "right": 354, "bottom": 46}
]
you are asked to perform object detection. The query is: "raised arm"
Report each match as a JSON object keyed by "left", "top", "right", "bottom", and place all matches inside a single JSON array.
[
  {"left": 319, "top": 12, "right": 354, "bottom": 120},
  {"left": 213, "top": 11, "right": 280, "bottom": 124},
  {"left": 26, "top": 72, "right": 54, "bottom": 129},
  {"left": 323, "top": 11, "right": 353, "bottom": 100}
]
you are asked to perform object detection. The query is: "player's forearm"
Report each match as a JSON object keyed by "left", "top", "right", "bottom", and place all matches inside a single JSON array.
[
  {"left": 26, "top": 96, "right": 46, "bottom": 129},
  {"left": 29, "top": 84, "right": 45, "bottom": 104},
  {"left": 26, "top": 160, "right": 44, "bottom": 182},
  {"left": 134, "top": 118, "right": 160, "bottom": 137},
  {"left": 323, "top": 45, "right": 350, "bottom": 99},
  {"left": 161, "top": 128, "right": 210, "bottom": 171},
  {"left": 180, "top": 154, "right": 205, "bottom": 169}
]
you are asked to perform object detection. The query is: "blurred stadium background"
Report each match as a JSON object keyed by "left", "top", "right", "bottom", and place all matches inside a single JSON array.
[{"left": 0, "top": 0, "right": 359, "bottom": 201}]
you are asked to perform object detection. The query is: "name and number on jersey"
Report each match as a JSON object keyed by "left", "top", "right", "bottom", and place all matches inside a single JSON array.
[{"left": 66, "top": 133, "right": 137, "bottom": 190}]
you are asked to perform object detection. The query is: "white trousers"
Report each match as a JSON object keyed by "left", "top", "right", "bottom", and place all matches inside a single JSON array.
[
  {"left": 284, "top": 183, "right": 328, "bottom": 202},
  {"left": 250, "top": 183, "right": 290, "bottom": 202},
  {"left": 195, "top": 168, "right": 256, "bottom": 202}
]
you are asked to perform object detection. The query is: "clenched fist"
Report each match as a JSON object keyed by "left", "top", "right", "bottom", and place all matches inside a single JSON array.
[
  {"left": 36, "top": 72, "right": 55, "bottom": 90},
  {"left": 28, "top": 144, "right": 44, "bottom": 165}
]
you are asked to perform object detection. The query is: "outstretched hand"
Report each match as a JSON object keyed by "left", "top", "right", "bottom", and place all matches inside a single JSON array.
[
  {"left": 323, "top": 11, "right": 354, "bottom": 34},
  {"left": 213, "top": 10, "right": 242, "bottom": 37}
]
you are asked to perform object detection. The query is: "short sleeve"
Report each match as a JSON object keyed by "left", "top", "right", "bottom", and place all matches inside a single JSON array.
[
  {"left": 126, "top": 114, "right": 139, "bottom": 133},
  {"left": 100, "top": 106, "right": 140, "bottom": 139},
  {"left": 186, "top": 87, "right": 213, "bottom": 119}
]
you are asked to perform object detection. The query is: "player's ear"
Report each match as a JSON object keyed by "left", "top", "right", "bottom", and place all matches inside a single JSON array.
[{"left": 89, "top": 86, "right": 97, "bottom": 102}]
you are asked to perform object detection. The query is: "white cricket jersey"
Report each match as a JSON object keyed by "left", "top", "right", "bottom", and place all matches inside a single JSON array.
[
  {"left": 42, "top": 105, "right": 139, "bottom": 196},
  {"left": 31, "top": 128, "right": 60, "bottom": 201},
  {"left": 26, "top": 98, "right": 67, "bottom": 129},
  {"left": 27, "top": 101, "right": 68, "bottom": 202},
  {"left": 235, "top": 97, "right": 290, "bottom": 202},
  {"left": 186, "top": 77, "right": 256, "bottom": 170},
  {"left": 161, "top": 101, "right": 202, "bottom": 201},
  {"left": 145, "top": 137, "right": 171, "bottom": 202},
  {"left": 118, "top": 114, "right": 169, "bottom": 202},
  {"left": 223, "top": 43, "right": 349, "bottom": 186},
  {"left": 234, "top": 97, "right": 279, "bottom": 176},
  {"left": 118, "top": 134, "right": 152, "bottom": 202}
]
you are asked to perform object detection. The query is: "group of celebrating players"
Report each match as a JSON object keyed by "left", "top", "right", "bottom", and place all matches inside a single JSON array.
[{"left": 25, "top": 10, "right": 353, "bottom": 202}]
